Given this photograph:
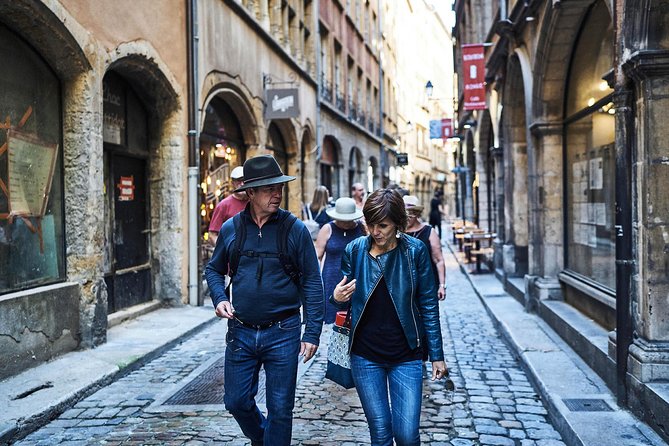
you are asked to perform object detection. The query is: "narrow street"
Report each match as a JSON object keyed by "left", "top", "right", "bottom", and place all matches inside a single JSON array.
[{"left": 16, "top": 245, "right": 565, "bottom": 446}]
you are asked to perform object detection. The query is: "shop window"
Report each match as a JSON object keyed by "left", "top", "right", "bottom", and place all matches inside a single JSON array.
[
  {"left": 564, "top": 0, "right": 615, "bottom": 290},
  {"left": 0, "top": 25, "right": 65, "bottom": 294}
]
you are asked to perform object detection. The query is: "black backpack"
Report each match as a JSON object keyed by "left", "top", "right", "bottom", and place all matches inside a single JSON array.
[{"left": 228, "top": 209, "right": 302, "bottom": 285}]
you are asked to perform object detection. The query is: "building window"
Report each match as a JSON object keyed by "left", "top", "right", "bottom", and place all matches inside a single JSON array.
[
  {"left": 564, "top": 0, "right": 615, "bottom": 290},
  {"left": 0, "top": 25, "right": 65, "bottom": 294}
]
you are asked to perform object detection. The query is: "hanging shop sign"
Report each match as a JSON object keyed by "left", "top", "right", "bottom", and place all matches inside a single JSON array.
[
  {"left": 430, "top": 119, "right": 454, "bottom": 139},
  {"left": 264, "top": 88, "right": 300, "bottom": 120},
  {"left": 462, "top": 44, "right": 486, "bottom": 110},
  {"left": 396, "top": 153, "right": 409, "bottom": 166}
]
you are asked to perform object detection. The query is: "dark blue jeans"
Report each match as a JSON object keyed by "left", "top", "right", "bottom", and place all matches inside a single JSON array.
[
  {"left": 351, "top": 354, "right": 423, "bottom": 446},
  {"left": 223, "top": 314, "right": 301, "bottom": 445}
]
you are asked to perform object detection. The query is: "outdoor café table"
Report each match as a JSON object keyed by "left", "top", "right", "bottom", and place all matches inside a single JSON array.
[{"left": 464, "top": 232, "right": 495, "bottom": 273}]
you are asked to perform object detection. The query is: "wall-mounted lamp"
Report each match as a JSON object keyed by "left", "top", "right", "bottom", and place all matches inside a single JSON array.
[{"left": 425, "top": 80, "right": 434, "bottom": 98}]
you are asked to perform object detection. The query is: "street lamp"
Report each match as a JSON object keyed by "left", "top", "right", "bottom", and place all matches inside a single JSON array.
[{"left": 425, "top": 80, "right": 434, "bottom": 99}]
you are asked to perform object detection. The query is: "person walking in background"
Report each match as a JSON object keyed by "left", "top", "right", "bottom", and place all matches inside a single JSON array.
[
  {"left": 315, "top": 197, "right": 365, "bottom": 324},
  {"left": 404, "top": 195, "right": 446, "bottom": 301},
  {"left": 351, "top": 182, "right": 366, "bottom": 210},
  {"left": 208, "top": 166, "right": 247, "bottom": 246},
  {"left": 303, "top": 185, "right": 332, "bottom": 228},
  {"left": 331, "top": 188, "right": 447, "bottom": 446},
  {"left": 205, "top": 155, "right": 324, "bottom": 446},
  {"left": 429, "top": 190, "right": 444, "bottom": 239}
]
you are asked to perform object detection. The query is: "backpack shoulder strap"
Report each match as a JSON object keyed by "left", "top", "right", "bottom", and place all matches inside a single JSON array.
[
  {"left": 277, "top": 209, "right": 297, "bottom": 253},
  {"left": 276, "top": 210, "right": 301, "bottom": 285},
  {"left": 229, "top": 213, "right": 246, "bottom": 278}
]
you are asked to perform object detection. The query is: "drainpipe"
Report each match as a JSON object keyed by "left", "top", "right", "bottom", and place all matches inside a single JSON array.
[
  {"left": 613, "top": 0, "right": 633, "bottom": 405},
  {"left": 377, "top": 0, "right": 385, "bottom": 187},
  {"left": 315, "top": 0, "right": 322, "bottom": 166},
  {"left": 187, "top": 0, "right": 200, "bottom": 306}
]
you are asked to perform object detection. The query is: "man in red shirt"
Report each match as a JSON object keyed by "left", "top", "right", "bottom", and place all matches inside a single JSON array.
[{"left": 208, "top": 166, "right": 247, "bottom": 245}]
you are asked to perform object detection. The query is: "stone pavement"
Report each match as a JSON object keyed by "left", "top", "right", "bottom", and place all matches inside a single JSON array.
[{"left": 14, "top": 249, "right": 568, "bottom": 446}]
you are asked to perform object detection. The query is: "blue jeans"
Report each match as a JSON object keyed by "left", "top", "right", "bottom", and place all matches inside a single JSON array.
[
  {"left": 350, "top": 354, "right": 423, "bottom": 446},
  {"left": 224, "top": 314, "right": 301, "bottom": 445}
]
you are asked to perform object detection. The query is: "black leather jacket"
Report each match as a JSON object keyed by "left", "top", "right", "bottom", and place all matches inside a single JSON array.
[{"left": 333, "top": 234, "right": 444, "bottom": 362}]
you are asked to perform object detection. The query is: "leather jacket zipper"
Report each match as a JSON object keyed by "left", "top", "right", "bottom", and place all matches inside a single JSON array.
[
  {"left": 349, "top": 254, "right": 382, "bottom": 354},
  {"left": 406, "top": 246, "right": 421, "bottom": 348}
]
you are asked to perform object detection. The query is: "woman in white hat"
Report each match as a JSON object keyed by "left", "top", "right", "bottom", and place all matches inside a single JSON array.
[
  {"left": 404, "top": 195, "right": 446, "bottom": 301},
  {"left": 315, "top": 197, "right": 366, "bottom": 324}
]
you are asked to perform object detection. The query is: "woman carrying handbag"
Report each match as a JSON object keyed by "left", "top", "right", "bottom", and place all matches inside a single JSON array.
[{"left": 331, "top": 188, "right": 447, "bottom": 446}]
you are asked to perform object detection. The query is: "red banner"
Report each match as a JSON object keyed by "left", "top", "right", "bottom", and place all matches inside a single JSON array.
[
  {"left": 462, "top": 44, "right": 486, "bottom": 110},
  {"left": 441, "top": 118, "right": 453, "bottom": 139}
]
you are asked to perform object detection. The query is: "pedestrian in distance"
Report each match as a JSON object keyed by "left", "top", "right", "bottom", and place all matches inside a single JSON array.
[
  {"left": 315, "top": 197, "right": 366, "bottom": 324},
  {"left": 332, "top": 188, "right": 447, "bottom": 446},
  {"left": 429, "top": 189, "right": 444, "bottom": 239},
  {"left": 303, "top": 185, "right": 332, "bottom": 228},
  {"left": 208, "top": 165, "right": 247, "bottom": 246},
  {"left": 404, "top": 195, "right": 446, "bottom": 301},
  {"left": 205, "top": 155, "right": 324, "bottom": 446},
  {"left": 350, "top": 182, "right": 366, "bottom": 210}
]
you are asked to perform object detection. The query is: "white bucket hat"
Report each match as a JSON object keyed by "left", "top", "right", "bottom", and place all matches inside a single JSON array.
[
  {"left": 230, "top": 166, "right": 244, "bottom": 180},
  {"left": 326, "top": 197, "right": 364, "bottom": 221}
]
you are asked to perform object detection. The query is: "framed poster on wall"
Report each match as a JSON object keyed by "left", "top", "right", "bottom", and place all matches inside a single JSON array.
[{"left": 7, "top": 129, "right": 58, "bottom": 217}]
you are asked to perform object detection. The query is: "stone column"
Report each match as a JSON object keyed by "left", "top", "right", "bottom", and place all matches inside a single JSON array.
[
  {"left": 525, "top": 122, "right": 563, "bottom": 306},
  {"left": 502, "top": 139, "right": 528, "bottom": 277},
  {"left": 491, "top": 146, "right": 505, "bottom": 273},
  {"left": 62, "top": 71, "right": 107, "bottom": 348},
  {"left": 624, "top": 51, "right": 669, "bottom": 383}
]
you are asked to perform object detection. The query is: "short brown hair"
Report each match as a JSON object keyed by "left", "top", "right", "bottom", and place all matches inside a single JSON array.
[{"left": 363, "top": 188, "right": 408, "bottom": 232}]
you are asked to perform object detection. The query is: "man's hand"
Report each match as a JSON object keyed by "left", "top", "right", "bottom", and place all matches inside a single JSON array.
[
  {"left": 300, "top": 342, "right": 318, "bottom": 363},
  {"left": 215, "top": 300, "right": 235, "bottom": 319}
]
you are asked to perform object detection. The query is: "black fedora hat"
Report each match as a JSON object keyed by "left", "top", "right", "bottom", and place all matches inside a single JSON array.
[{"left": 234, "top": 155, "right": 295, "bottom": 192}]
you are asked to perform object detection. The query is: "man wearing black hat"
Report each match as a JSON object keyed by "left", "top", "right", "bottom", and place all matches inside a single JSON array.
[{"left": 205, "top": 155, "right": 324, "bottom": 445}]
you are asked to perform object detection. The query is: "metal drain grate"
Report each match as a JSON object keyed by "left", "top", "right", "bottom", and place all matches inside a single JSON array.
[
  {"left": 563, "top": 398, "right": 613, "bottom": 412},
  {"left": 161, "top": 356, "right": 267, "bottom": 407},
  {"left": 164, "top": 356, "right": 227, "bottom": 405},
  {"left": 483, "top": 294, "right": 508, "bottom": 298}
]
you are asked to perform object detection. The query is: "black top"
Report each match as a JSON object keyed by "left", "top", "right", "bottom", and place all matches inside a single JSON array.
[
  {"left": 352, "top": 277, "right": 423, "bottom": 363},
  {"left": 406, "top": 225, "right": 439, "bottom": 285}
]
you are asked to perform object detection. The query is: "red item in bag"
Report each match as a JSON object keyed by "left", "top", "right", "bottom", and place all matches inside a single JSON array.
[{"left": 335, "top": 310, "right": 350, "bottom": 328}]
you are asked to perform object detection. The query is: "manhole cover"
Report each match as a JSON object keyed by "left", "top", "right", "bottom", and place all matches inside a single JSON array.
[
  {"left": 563, "top": 398, "right": 613, "bottom": 412},
  {"left": 161, "top": 356, "right": 265, "bottom": 406}
]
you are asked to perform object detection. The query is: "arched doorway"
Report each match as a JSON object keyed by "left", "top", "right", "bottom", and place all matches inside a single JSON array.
[
  {"left": 321, "top": 136, "right": 339, "bottom": 197},
  {"left": 267, "top": 122, "right": 289, "bottom": 208},
  {"left": 103, "top": 71, "right": 151, "bottom": 313},
  {"left": 348, "top": 146, "right": 363, "bottom": 193},
  {"left": 367, "top": 156, "right": 379, "bottom": 192},
  {"left": 199, "top": 96, "right": 247, "bottom": 258}
]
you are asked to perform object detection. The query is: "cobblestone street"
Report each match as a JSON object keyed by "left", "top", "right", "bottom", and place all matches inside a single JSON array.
[{"left": 16, "top": 248, "right": 565, "bottom": 446}]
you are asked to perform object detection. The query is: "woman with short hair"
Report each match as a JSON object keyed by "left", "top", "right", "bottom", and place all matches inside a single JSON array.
[{"left": 332, "top": 188, "right": 447, "bottom": 446}]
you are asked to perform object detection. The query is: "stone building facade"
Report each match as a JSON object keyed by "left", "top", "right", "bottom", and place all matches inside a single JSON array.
[
  {"left": 453, "top": 0, "right": 669, "bottom": 440},
  {"left": 0, "top": 0, "right": 188, "bottom": 380}
]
